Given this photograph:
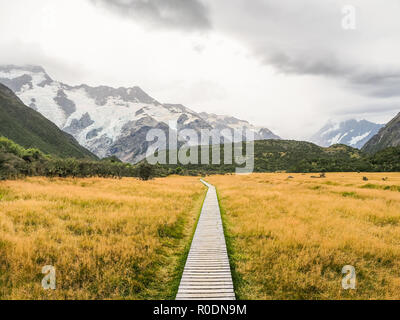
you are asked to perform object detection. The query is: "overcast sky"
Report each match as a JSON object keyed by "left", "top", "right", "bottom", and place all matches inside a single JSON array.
[{"left": 0, "top": 0, "right": 399, "bottom": 139}]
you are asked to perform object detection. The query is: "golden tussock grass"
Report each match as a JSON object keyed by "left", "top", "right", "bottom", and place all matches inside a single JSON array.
[
  {"left": 0, "top": 176, "right": 205, "bottom": 300},
  {"left": 207, "top": 172, "right": 400, "bottom": 300}
]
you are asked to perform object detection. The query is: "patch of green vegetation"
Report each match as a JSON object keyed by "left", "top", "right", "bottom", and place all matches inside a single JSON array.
[
  {"left": 22, "top": 211, "right": 51, "bottom": 232},
  {"left": 0, "top": 136, "right": 162, "bottom": 180},
  {"left": 215, "top": 187, "right": 240, "bottom": 300},
  {"left": 0, "top": 239, "right": 12, "bottom": 299},
  {"left": 368, "top": 215, "right": 400, "bottom": 227},
  {"left": 0, "top": 187, "right": 9, "bottom": 201},
  {"left": 157, "top": 217, "right": 186, "bottom": 240},
  {"left": 361, "top": 184, "right": 400, "bottom": 192},
  {"left": 67, "top": 223, "right": 95, "bottom": 236},
  {"left": 341, "top": 192, "right": 365, "bottom": 200},
  {"left": 324, "top": 181, "right": 340, "bottom": 186},
  {"left": 367, "top": 147, "right": 400, "bottom": 171},
  {"left": 362, "top": 184, "right": 381, "bottom": 190}
]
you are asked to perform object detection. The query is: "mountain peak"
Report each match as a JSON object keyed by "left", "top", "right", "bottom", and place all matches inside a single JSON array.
[
  {"left": 0, "top": 64, "right": 53, "bottom": 92},
  {"left": 310, "top": 118, "right": 384, "bottom": 149}
]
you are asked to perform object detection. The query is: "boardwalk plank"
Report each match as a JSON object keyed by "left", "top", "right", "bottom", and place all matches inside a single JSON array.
[{"left": 176, "top": 180, "right": 235, "bottom": 300}]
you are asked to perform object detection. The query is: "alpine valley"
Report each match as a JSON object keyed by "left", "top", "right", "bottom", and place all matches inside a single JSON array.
[{"left": 0, "top": 65, "right": 280, "bottom": 163}]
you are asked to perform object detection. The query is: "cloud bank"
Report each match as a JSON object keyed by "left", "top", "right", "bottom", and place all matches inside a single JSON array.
[
  {"left": 0, "top": 0, "right": 399, "bottom": 138},
  {"left": 90, "top": 0, "right": 211, "bottom": 31}
]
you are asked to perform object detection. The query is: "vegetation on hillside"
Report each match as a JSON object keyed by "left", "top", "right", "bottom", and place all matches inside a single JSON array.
[
  {"left": 148, "top": 140, "right": 400, "bottom": 174},
  {"left": 0, "top": 84, "right": 96, "bottom": 159},
  {"left": 1, "top": 136, "right": 399, "bottom": 181},
  {"left": 368, "top": 147, "right": 400, "bottom": 172},
  {"left": 0, "top": 137, "right": 159, "bottom": 180}
]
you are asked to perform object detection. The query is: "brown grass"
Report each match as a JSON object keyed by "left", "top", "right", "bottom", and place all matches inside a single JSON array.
[
  {"left": 207, "top": 172, "right": 400, "bottom": 300},
  {"left": 0, "top": 176, "right": 205, "bottom": 300}
]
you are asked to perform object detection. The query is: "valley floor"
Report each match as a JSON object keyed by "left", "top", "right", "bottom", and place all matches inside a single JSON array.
[
  {"left": 207, "top": 172, "right": 400, "bottom": 299},
  {"left": 1, "top": 173, "right": 400, "bottom": 300}
]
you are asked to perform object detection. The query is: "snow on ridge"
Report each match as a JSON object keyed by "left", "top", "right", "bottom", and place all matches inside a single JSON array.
[
  {"left": 338, "top": 132, "right": 348, "bottom": 143},
  {"left": 329, "top": 133, "right": 343, "bottom": 145},
  {"left": 18, "top": 80, "right": 65, "bottom": 127},
  {"left": 350, "top": 131, "right": 371, "bottom": 146},
  {"left": 0, "top": 69, "right": 48, "bottom": 87},
  {"left": 64, "top": 87, "right": 160, "bottom": 144},
  {"left": 311, "top": 119, "right": 384, "bottom": 149}
]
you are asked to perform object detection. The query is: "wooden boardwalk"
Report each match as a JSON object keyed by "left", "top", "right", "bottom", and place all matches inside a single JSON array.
[{"left": 176, "top": 180, "right": 235, "bottom": 300}]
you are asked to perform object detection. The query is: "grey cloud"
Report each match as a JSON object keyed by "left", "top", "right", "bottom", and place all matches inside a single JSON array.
[
  {"left": 349, "top": 71, "right": 400, "bottom": 98},
  {"left": 208, "top": 0, "right": 400, "bottom": 98},
  {"left": 259, "top": 50, "right": 400, "bottom": 99},
  {"left": 332, "top": 104, "right": 400, "bottom": 127},
  {"left": 334, "top": 103, "right": 400, "bottom": 116},
  {"left": 0, "top": 41, "right": 89, "bottom": 84},
  {"left": 90, "top": 0, "right": 211, "bottom": 31},
  {"left": 261, "top": 48, "right": 400, "bottom": 98},
  {"left": 269, "top": 52, "right": 400, "bottom": 98},
  {"left": 265, "top": 51, "right": 355, "bottom": 77}
]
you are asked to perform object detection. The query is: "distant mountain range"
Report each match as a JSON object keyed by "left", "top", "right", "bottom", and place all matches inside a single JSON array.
[
  {"left": 0, "top": 65, "right": 280, "bottom": 163},
  {"left": 362, "top": 112, "right": 400, "bottom": 153},
  {"left": 1, "top": 70, "right": 399, "bottom": 177},
  {"left": 0, "top": 83, "right": 96, "bottom": 159},
  {"left": 310, "top": 119, "right": 384, "bottom": 149}
]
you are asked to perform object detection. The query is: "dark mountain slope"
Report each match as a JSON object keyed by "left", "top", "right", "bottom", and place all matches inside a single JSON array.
[
  {"left": 0, "top": 84, "right": 96, "bottom": 159},
  {"left": 362, "top": 112, "right": 400, "bottom": 154}
]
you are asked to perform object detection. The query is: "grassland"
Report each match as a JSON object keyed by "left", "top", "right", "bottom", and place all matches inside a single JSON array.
[
  {"left": 207, "top": 172, "right": 400, "bottom": 300},
  {"left": 2, "top": 172, "right": 400, "bottom": 300},
  {"left": 0, "top": 176, "right": 205, "bottom": 300}
]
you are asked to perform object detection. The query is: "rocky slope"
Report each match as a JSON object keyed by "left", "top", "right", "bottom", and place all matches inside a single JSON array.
[{"left": 362, "top": 112, "right": 400, "bottom": 153}]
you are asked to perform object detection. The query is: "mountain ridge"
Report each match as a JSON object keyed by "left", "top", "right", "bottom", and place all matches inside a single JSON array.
[
  {"left": 310, "top": 119, "right": 384, "bottom": 149},
  {"left": 0, "top": 65, "right": 280, "bottom": 163},
  {"left": 362, "top": 112, "right": 400, "bottom": 153}
]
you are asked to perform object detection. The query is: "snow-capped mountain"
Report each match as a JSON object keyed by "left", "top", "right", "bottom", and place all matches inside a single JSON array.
[
  {"left": 198, "top": 112, "right": 280, "bottom": 140},
  {"left": 0, "top": 65, "right": 280, "bottom": 163},
  {"left": 310, "top": 119, "right": 384, "bottom": 149}
]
